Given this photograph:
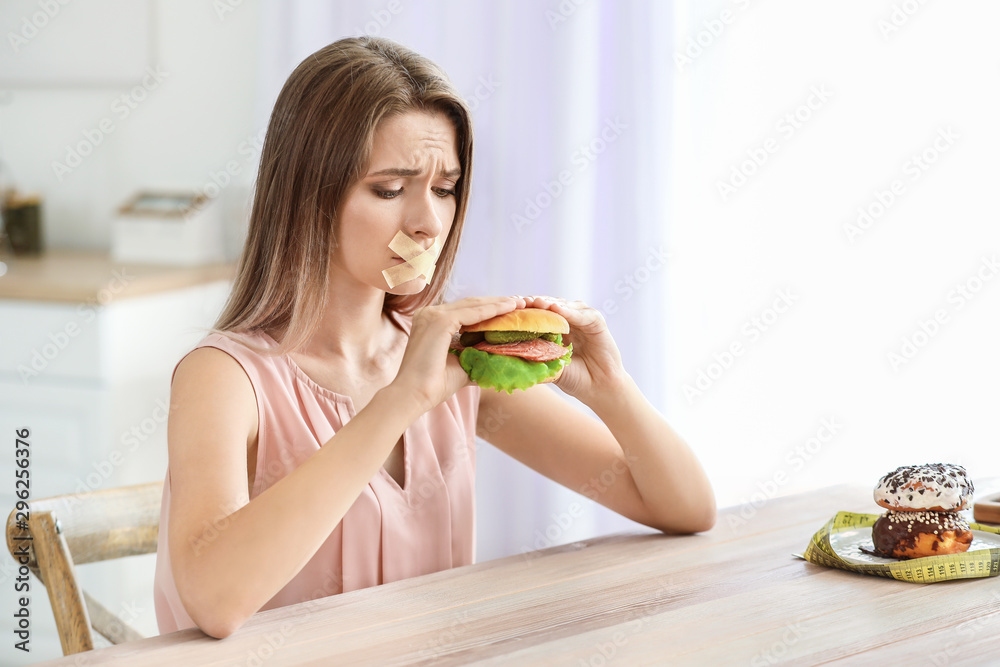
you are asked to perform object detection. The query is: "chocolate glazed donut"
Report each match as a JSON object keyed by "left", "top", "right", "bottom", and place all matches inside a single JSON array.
[
  {"left": 871, "top": 510, "right": 973, "bottom": 559},
  {"left": 870, "top": 463, "right": 975, "bottom": 559}
]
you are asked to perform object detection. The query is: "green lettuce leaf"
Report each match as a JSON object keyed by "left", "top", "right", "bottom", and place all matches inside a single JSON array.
[{"left": 450, "top": 345, "right": 572, "bottom": 394}]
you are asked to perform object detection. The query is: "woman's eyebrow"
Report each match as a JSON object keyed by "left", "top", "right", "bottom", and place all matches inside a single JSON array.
[{"left": 368, "top": 167, "right": 462, "bottom": 178}]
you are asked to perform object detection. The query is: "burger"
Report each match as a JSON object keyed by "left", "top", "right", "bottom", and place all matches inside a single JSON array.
[{"left": 449, "top": 308, "right": 573, "bottom": 393}]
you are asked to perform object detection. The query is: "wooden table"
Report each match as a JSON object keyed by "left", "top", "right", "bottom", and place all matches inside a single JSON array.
[{"left": 37, "top": 485, "right": 1000, "bottom": 666}]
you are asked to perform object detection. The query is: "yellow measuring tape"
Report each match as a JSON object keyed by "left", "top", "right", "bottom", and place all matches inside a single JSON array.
[{"left": 800, "top": 512, "right": 1000, "bottom": 583}]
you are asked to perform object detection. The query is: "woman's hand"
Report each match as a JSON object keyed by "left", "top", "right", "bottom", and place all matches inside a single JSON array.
[
  {"left": 481, "top": 297, "right": 716, "bottom": 533},
  {"left": 519, "top": 296, "right": 629, "bottom": 404},
  {"left": 392, "top": 295, "right": 525, "bottom": 413}
]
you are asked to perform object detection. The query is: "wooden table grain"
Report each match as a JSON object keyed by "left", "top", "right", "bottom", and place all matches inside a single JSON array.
[{"left": 37, "top": 485, "right": 1000, "bottom": 666}]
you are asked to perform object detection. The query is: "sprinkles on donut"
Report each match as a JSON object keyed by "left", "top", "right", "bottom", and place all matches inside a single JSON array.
[
  {"left": 874, "top": 462, "right": 974, "bottom": 512},
  {"left": 870, "top": 463, "right": 974, "bottom": 559}
]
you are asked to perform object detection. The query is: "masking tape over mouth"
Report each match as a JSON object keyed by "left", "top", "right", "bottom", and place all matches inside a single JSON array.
[{"left": 382, "top": 232, "right": 441, "bottom": 289}]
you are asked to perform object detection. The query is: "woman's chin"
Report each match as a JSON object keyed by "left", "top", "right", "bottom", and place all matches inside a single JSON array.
[{"left": 385, "top": 278, "right": 429, "bottom": 296}]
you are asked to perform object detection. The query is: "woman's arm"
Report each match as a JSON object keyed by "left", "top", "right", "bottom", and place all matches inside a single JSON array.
[
  {"left": 167, "top": 348, "right": 424, "bottom": 639},
  {"left": 477, "top": 297, "right": 715, "bottom": 534},
  {"left": 479, "top": 378, "right": 715, "bottom": 534},
  {"left": 168, "top": 297, "right": 519, "bottom": 638}
]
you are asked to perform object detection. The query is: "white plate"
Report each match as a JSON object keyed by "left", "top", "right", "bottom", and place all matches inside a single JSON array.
[{"left": 830, "top": 528, "right": 1000, "bottom": 565}]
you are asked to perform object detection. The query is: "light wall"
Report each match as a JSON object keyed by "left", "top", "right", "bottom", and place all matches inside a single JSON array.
[
  {"left": 668, "top": 1, "right": 1000, "bottom": 516},
  {"left": 0, "top": 0, "right": 262, "bottom": 256}
]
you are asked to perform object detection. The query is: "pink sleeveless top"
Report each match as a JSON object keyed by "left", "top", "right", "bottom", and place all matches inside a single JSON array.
[{"left": 153, "top": 329, "right": 479, "bottom": 634}]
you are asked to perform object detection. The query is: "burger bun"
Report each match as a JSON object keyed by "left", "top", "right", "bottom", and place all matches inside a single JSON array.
[{"left": 462, "top": 307, "right": 569, "bottom": 334}]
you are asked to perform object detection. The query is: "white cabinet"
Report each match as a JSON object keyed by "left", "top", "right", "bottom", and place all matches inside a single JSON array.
[{"left": 0, "top": 251, "right": 232, "bottom": 663}]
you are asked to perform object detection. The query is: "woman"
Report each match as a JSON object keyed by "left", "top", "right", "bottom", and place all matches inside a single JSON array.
[{"left": 154, "top": 36, "right": 715, "bottom": 639}]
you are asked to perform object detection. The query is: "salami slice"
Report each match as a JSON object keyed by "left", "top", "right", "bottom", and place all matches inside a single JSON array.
[{"left": 471, "top": 338, "right": 568, "bottom": 362}]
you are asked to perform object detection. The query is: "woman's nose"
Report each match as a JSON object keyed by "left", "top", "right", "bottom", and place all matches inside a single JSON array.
[{"left": 403, "top": 189, "right": 445, "bottom": 240}]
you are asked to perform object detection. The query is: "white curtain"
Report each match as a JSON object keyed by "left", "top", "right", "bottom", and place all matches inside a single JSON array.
[{"left": 258, "top": 0, "right": 674, "bottom": 560}]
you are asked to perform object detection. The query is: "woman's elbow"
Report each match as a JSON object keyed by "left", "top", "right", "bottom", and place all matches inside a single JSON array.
[
  {"left": 682, "top": 481, "right": 718, "bottom": 533},
  {"left": 692, "top": 492, "right": 718, "bottom": 532},
  {"left": 685, "top": 504, "right": 717, "bottom": 533},
  {"left": 193, "top": 607, "right": 247, "bottom": 640},
  {"left": 651, "top": 494, "right": 717, "bottom": 534},
  {"left": 177, "top": 577, "right": 253, "bottom": 639}
]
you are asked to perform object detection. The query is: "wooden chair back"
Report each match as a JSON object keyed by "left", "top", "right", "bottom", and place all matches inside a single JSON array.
[{"left": 5, "top": 481, "right": 163, "bottom": 655}]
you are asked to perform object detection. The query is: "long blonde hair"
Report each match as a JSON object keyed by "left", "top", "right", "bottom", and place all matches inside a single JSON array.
[{"left": 213, "top": 36, "right": 473, "bottom": 354}]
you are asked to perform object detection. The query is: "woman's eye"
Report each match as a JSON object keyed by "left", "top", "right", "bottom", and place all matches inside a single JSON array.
[
  {"left": 433, "top": 187, "right": 456, "bottom": 198},
  {"left": 375, "top": 188, "right": 403, "bottom": 199}
]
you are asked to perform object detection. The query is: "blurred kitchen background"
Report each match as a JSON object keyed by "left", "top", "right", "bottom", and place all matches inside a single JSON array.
[{"left": 1, "top": 0, "right": 998, "bottom": 662}]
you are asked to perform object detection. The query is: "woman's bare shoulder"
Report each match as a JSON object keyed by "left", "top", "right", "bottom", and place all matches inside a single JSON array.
[
  {"left": 170, "top": 345, "right": 258, "bottom": 442},
  {"left": 173, "top": 344, "right": 250, "bottom": 389}
]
